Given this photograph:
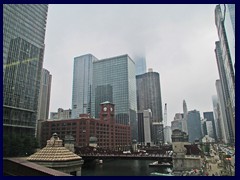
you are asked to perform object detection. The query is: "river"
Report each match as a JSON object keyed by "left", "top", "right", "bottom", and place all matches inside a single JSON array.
[{"left": 82, "top": 159, "right": 172, "bottom": 176}]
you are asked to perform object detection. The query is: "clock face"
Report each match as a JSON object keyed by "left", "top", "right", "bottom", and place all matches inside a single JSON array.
[
  {"left": 110, "top": 107, "right": 113, "bottom": 111},
  {"left": 103, "top": 107, "right": 107, "bottom": 111}
]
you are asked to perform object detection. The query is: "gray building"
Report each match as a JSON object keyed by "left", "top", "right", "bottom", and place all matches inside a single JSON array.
[
  {"left": 187, "top": 110, "right": 202, "bottom": 143},
  {"left": 71, "top": 54, "right": 98, "bottom": 118},
  {"left": 37, "top": 68, "right": 52, "bottom": 120},
  {"left": 92, "top": 54, "right": 137, "bottom": 140},
  {"left": 212, "top": 95, "right": 222, "bottom": 141},
  {"left": 138, "top": 109, "right": 152, "bottom": 146},
  {"left": 203, "top": 111, "right": 216, "bottom": 140},
  {"left": 216, "top": 80, "right": 230, "bottom": 143},
  {"left": 136, "top": 69, "right": 163, "bottom": 123},
  {"left": 50, "top": 108, "right": 72, "bottom": 120},
  {"left": 3, "top": 4, "right": 48, "bottom": 136},
  {"left": 215, "top": 4, "right": 235, "bottom": 143}
]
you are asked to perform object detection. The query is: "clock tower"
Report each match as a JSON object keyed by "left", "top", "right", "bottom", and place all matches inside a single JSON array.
[{"left": 99, "top": 101, "right": 115, "bottom": 122}]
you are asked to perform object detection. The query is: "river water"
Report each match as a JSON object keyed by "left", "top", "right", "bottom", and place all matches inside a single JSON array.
[{"left": 82, "top": 159, "right": 172, "bottom": 176}]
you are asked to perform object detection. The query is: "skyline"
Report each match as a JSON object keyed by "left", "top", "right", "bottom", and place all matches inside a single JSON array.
[{"left": 43, "top": 4, "right": 220, "bottom": 125}]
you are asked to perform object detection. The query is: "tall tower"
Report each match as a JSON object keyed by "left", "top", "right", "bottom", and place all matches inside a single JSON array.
[
  {"left": 187, "top": 110, "right": 202, "bottom": 143},
  {"left": 92, "top": 54, "right": 137, "bottom": 140},
  {"left": 136, "top": 69, "right": 163, "bottom": 123},
  {"left": 215, "top": 4, "right": 235, "bottom": 143},
  {"left": 71, "top": 54, "right": 98, "bottom": 118},
  {"left": 134, "top": 56, "right": 147, "bottom": 76},
  {"left": 182, "top": 100, "right": 188, "bottom": 134},
  {"left": 163, "top": 103, "right": 167, "bottom": 127},
  {"left": 3, "top": 4, "right": 48, "bottom": 136},
  {"left": 37, "top": 68, "right": 52, "bottom": 120}
]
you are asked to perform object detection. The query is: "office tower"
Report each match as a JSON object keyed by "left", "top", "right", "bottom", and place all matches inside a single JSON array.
[
  {"left": 216, "top": 80, "right": 230, "bottom": 143},
  {"left": 152, "top": 122, "right": 164, "bottom": 145},
  {"left": 92, "top": 54, "right": 137, "bottom": 140},
  {"left": 215, "top": 4, "right": 235, "bottom": 143},
  {"left": 37, "top": 68, "right": 52, "bottom": 120},
  {"left": 203, "top": 112, "right": 217, "bottom": 140},
  {"left": 215, "top": 41, "right": 234, "bottom": 143},
  {"left": 136, "top": 69, "right": 163, "bottom": 123},
  {"left": 134, "top": 56, "right": 147, "bottom": 76},
  {"left": 3, "top": 4, "right": 48, "bottom": 136},
  {"left": 164, "top": 126, "right": 172, "bottom": 144},
  {"left": 171, "top": 113, "right": 184, "bottom": 131},
  {"left": 187, "top": 110, "right": 202, "bottom": 143},
  {"left": 71, "top": 54, "right": 98, "bottom": 118},
  {"left": 201, "top": 119, "right": 214, "bottom": 139},
  {"left": 138, "top": 109, "right": 152, "bottom": 146},
  {"left": 212, "top": 95, "right": 222, "bottom": 141},
  {"left": 182, "top": 100, "right": 188, "bottom": 134}
]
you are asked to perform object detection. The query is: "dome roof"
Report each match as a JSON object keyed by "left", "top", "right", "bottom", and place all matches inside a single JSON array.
[{"left": 27, "top": 134, "right": 81, "bottom": 162}]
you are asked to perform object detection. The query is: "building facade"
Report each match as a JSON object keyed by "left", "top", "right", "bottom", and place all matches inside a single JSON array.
[
  {"left": 216, "top": 80, "right": 230, "bottom": 143},
  {"left": 138, "top": 109, "right": 152, "bottom": 146},
  {"left": 136, "top": 69, "right": 163, "bottom": 123},
  {"left": 187, "top": 110, "right": 202, "bottom": 143},
  {"left": 50, "top": 108, "right": 72, "bottom": 120},
  {"left": 215, "top": 4, "right": 235, "bottom": 143},
  {"left": 134, "top": 56, "right": 147, "bottom": 76},
  {"left": 3, "top": 4, "right": 48, "bottom": 136},
  {"left": 203, "top": 111, "right": 216, "bottom": 140},
  {"left": 71, "top": 54, "right": 98, "bottom": 118},
  {"left": 92, "top": 54, "right": 137, "bottom": 140},
  {"left": 40, "top": 102, "right": 131, "bottom": 150},
  {"left": 212, "top": 95, "right": 222, "bottom": 141},
  {"left": 164, "top": 126, "right": 172, "bottom": 144},
  {"left": 37, "top": 68, "right": 52, "bottom": 120}
]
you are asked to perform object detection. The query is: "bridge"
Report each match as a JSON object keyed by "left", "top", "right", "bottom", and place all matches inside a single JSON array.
[{"left": 79, "top": 153, "right": 172, "bottom": 161}]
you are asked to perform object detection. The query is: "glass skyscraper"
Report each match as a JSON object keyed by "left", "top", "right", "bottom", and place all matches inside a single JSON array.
[
  {"left": 215, "top": 4, "right": 235, "bottom": 143},
  {"left": 134, "top": 56, "right": 147, "bottom": 76},
  {"left": 92, "top": 54, "right": 138, "bottom": 140},
  {"left": 3, "top": 4, "right": 48, "bottom": 136},
  {"left": 71, "top": 54, "right": 98, "bottom": 118}
]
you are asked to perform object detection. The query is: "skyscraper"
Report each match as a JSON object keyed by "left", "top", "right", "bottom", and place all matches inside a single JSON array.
[
  {"left": 71, "top": 54, "right": 98, "bottom": 118},
  {"left": 187, "top": 110, "right": 202, "bottom": 143},
  {"left": 182, "top": 100, "right": 188, "bottom": 134},
  {"left": 212, "top": 95, "right": 222, "bottom": 141},
  {"left": 215, "top": 4, "right": 235, "bottom": 143},
  {"left": 203, "top": 112, "right": 217, "bottom": 140},
  {"left": 216, "top": 80, "right": 230, "bottom": 143},
  {"left": 37, "top": 68, "right": 52, "bottom": 120},
  {"left": 136, "top": 69, "right": 163, "bottom": 123},
  {"left": 3, "top": 4, "right": 48, "bottom": 136},
  {"left": 92, "top": 54, "right": 137, "bottom": 140},
  {"left": 138, "top": 109, "right": 152, "bottom": 146},
  {"left": 134, "top": 56, "right": 147, "bottom": 76}
]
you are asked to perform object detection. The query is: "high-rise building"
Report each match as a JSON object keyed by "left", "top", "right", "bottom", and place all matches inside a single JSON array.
[
  {"left": 92, "top": 54, "right": 137, "bottom": 140},
  {"left": 171, "top": 113, "right": 184, "bottom": 132},
  {"left": 136, "top": 69, "right": 163, "bottom": 123},
  {"left": 71, "top": 54, "right": 98, "bottom": 118},
  {"left": 215, "top": 41, "right": 234, "bottom": 143},
  {"left": 216, "top": 80, "right": 230, "bottom": 143},
  {"left": 37, "top": 68, "right": 52, "bottom": 120},
  {"left": 187, "top": 110, "right": 202, "bottom": 143},
  {"left": 203, "top": 112, "right": 216, "bottom": 140},
  {"left": 138, "top": 109, "right": 152, "bottom": 146},
  {"left": 215, "top": 4, "right": 235, "bottom": 143},
  {"left": 134, "top": 56, "right": 147, "bottom": 76},
  {"left": 3, "top": 4, "right": 48, "bottom": 136},
  {"left": 164, "top": 126, "right": 172, "bottom": 144},
  {"left": 182, "top": 100, "right": 188, "bottom": 134},
  {"left": 212, "top": 95, "right": 222, "bottom": 141}
]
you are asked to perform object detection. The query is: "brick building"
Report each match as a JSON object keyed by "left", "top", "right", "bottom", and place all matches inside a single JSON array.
[{"left": 40, "top": 102, "right": 131, "bottom": 150}]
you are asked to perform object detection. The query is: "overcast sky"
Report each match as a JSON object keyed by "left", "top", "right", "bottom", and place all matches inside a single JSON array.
[{"left": 43, "top": 4, "right": 220, "bottom": 125}]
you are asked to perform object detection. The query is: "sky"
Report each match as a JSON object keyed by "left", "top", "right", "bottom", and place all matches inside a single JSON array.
[{"left": 43, "top": 4, "right": 220, "bottom": 126}]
